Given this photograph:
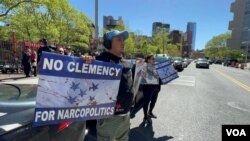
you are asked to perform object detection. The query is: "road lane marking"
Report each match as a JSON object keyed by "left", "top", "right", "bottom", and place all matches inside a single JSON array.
[
  {"left": 214, "top": 69, "right": 250, "bottom": 92},
  {"left": 227, "top": 102, "right": 250, "bottom": 113}
]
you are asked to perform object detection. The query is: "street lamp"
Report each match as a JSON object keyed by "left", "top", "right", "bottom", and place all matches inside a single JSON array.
[{"left": 95, "top": 0, "right": 98, "bottom": 40}]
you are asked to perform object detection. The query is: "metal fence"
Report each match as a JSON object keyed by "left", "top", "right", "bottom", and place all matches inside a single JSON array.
[
  {"left": 0, "top": 40, "right": 41, "bottom": 73},
  {"left": 0, "top": 40, "right": 24, "bottom": 62}
]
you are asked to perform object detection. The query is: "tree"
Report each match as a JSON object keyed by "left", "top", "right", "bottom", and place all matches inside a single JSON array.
[
  {"left": 0, "top": 0, "right": 93, "bottom": 51},
  {"left": 124, "top": 32, "right": 135, "bottom": 58},
  {"left": 0, "top": 0, "right": 40, "bottom": 17},
  {"left": 204, "top": 32, "right": 231, "bottom": 59}
]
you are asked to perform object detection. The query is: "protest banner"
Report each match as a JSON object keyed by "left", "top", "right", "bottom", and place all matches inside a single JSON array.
[
  {"left": 132, "top": 60, "right": 143, "bottom": 95},
  {"left": 155, "top": 60, "right": 178, "bottom": 84},
  {"left": 134, "top": 61, "right": 159, "bottom": 85},
  {"left": 33, "top": 52, "right": 122, "bottom": 126}
]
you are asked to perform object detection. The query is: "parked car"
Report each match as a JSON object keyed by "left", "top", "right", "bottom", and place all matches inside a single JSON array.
[
  {"left": 0, "top": 64, "right": 3, "bottom": 72},
  {"left": 0, "top": 60, "right": 21, "bottom": 74},
  {"left": 196, "top": 58, "right": 209, "bottom": 69},
  {"left": 208, "top": 59, "right": 214, "bottom": 64},
  {"left": 154, "top": 54, "right": 172, "bottom": 63},
  {"left": 172, "top": 57, "right": 184, "bottom": 71},
  {"left": 0, "top": 83, "right": 86, "bottom": 141},
  {"left": 182, "top": 58, "right": 190, "bottom": 68},
  {"left": 223, "top": 58, "right": 238, "bottom": 66},
  {"left": 214, "top": 59, "right": 222, "bottom": 64}
]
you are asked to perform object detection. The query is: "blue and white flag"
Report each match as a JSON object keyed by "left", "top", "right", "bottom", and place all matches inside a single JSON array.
[
  {"left": 155, "top": 60, "right": 178, "bottom": 84},
  {"left": 33, "top": 52, "right": 122, "bottom": 126}
]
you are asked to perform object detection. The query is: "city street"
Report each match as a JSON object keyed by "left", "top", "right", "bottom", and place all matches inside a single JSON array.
[{"left": 129, "top": 62, "right": 250, "bottom": 141}]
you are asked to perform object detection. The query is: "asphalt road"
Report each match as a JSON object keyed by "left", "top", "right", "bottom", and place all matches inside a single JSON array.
[{"left": 129, "top": 62, "right": 250, "bottom": 141}]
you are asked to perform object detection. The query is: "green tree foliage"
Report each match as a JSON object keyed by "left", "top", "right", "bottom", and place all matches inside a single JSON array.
[
  {"left": 114, "top": 20, "right": 125, "bottom": 31},
  {"left": 205, "top": 32, "right": 229, "bottom": 58},
  {"left": 124, "top": 32, "right": 135, "bottom": 58},
  {"left": 0, "top": 0, "right": 92, "bottom": 51},
  {"left": 204, "top": 32, "right": 244, "bottom": 60},
  {"left": 151, "top": 29, "right": 180, "bottom": 56},
  {"left": 0, "top": 0, "right": 40, "bottom": 17},
  {"left": 166, "top": 43, "right": 181, "bottom": 56},
  {"left": 205, "top": 32, "right": 230, "bottom": 48}
]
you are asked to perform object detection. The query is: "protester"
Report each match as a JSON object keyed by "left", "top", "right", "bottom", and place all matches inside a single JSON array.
[
  {"left": 64, "top": 46, "right": 73, "bottom": 56},
  {"left": 95, "top": 30, "right": 134, "bottom": 141},
  {"left": 141, "top": 54, "right": 160, "bottom": 123},
  {"left": 22, "top": 48, "right": 31, "bottom": 77},
  {"left": 30, "top": 49, "right": 37, "bottom": 76},
  {"left": 37, "top": 38, "right": 51, "bottom": 63},
  {"left": 76, "top": 51, "right": 82, "bottom": 57},
  {"left": 148, "top": 79, "right": 162, "bottom": 119},
  {"left": 56, "top": 46, "right": 65, "bottom": 55}
]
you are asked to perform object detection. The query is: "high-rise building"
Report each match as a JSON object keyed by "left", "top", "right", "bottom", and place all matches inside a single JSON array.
[
  {"left": 186, "top": 22, "right": 196, "bottom": 51},
  {"left": 228, "top": 0, "right": 250, "bottom": 61},
  {"left": 185, "top": 22, "right": 196, "bottom": 57},
  {"left": 103, "top": 16, "right": 124, "bottom": 31},
  {"left": 169, "top": 30, "right": 189, "bottom": 57},
  {"left": 152, "top": 22, "right": 170, "bottom": 36}
]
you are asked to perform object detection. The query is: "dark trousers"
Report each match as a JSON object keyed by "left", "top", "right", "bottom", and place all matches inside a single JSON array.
[
  {"left": 32, "top": 66, "right": 37, "bottom": 76},
  {"left": 23, "top": 64, "right": 31, "bottom": 77},
  {"left": 149, "top": 85, "right": 161, "bottom": 114},
  {"left": 142, "top": 85, "right": 158, "bottom": 119}
]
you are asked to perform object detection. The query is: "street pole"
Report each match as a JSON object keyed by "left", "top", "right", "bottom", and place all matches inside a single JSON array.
[{"left": 95, "top": 0, "right": 99, "bottom": 49}]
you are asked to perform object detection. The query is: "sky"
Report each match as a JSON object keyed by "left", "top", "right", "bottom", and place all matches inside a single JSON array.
[{"left": 69, "top": 0, "right": 234, "bottom": 50}]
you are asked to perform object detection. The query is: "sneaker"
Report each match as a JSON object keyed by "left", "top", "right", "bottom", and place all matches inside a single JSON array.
[
  {"left": 142, "top": 118, "right": 152, "bottom": 125},
  {"left": 130, "top": 114, "right": 135, "bottom": 119},
  {"left": 148, "top": 113, "right": 157, "bottom": 119}
]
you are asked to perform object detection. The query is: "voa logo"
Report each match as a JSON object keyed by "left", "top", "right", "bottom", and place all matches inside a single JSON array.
[{"left": 226, "top": 129, "right": 246, "bottom": 136}]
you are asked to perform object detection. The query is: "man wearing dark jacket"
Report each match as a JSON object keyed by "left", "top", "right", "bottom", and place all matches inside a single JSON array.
[
  {"left": 37, "top": 38, "right": 52, "bottom": 63},
  {"left": 22, "top": 48, "right": 31, "bottom": 77},
  {"left": 95, "top": 30, "right": 134, "bottom": 141}
]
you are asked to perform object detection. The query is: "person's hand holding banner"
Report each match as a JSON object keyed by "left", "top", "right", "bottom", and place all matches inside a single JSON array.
[{"left": 80, "top": 55, "right": 96, "bottom": 64}]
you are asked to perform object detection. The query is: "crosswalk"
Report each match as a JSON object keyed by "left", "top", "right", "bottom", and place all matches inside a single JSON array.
[{"left": 168, "top": 75, "right": 196, "bottom": 87}]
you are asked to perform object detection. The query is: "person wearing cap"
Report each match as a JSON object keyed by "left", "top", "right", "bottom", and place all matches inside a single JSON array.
[{"left": 95, "top": 30, "right": 134, "bottom": 141}]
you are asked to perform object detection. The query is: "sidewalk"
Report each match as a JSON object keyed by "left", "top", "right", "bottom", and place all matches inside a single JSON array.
[{"left": 0, "top": 73, "right": 38, "bottom": 84}]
